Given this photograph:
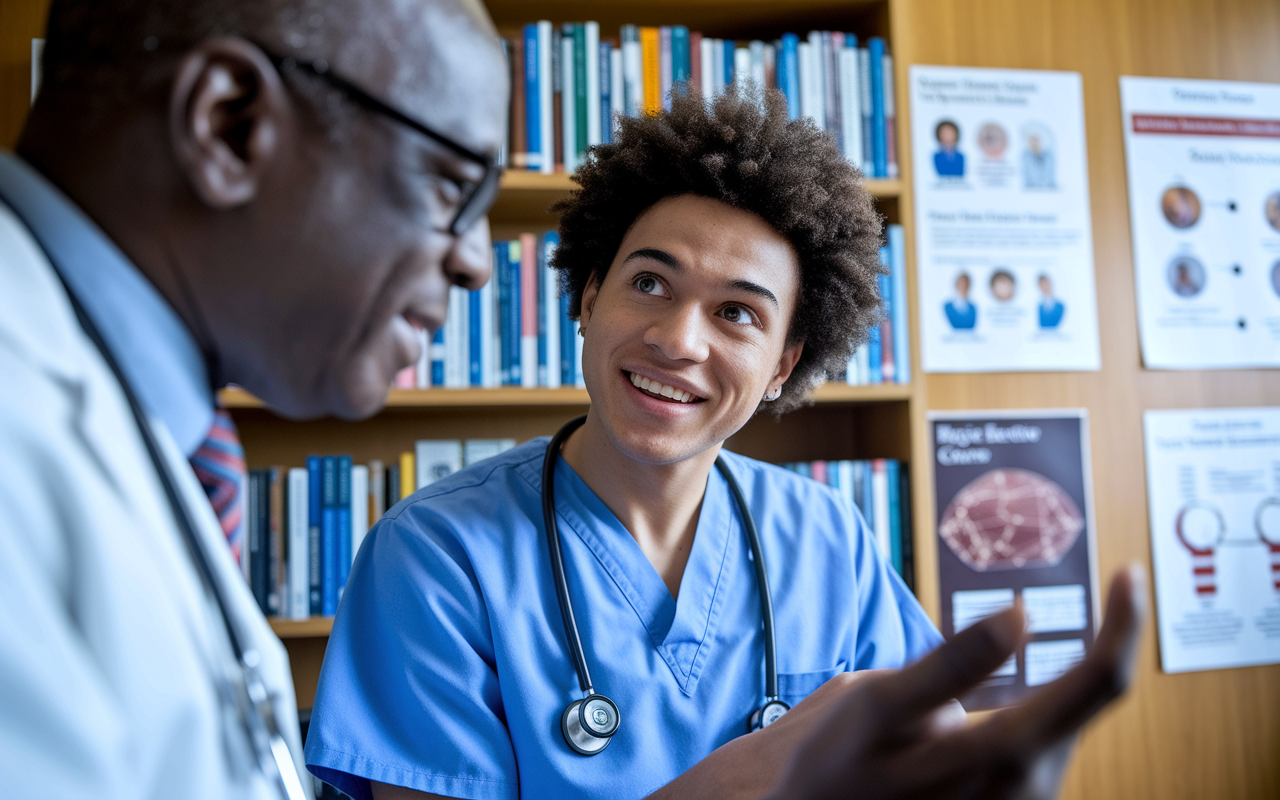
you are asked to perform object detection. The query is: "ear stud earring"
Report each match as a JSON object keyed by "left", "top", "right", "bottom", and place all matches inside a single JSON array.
[{"left": 763, "top": 387, "right": 782, "bottom": 402}]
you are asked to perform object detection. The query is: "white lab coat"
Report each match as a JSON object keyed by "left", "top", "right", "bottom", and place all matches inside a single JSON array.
[{"left": 0, "top": 203, "right": 312, "bottom": 799}]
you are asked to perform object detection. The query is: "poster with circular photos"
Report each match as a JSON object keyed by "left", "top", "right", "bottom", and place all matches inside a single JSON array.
[
  {"left": 910, "top": 66, "right": 1102, "bottom": 373},
  {"left": 1120, "top": 76, "right": 1280, "bottom": 368}
]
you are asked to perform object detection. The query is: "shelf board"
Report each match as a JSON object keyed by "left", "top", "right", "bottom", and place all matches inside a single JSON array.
[
  {"left": 269, "top": 617, "right": 334, "bottom": 638},
  {"left": 220, "top": 382, "right": 909, "bottom": 411}
]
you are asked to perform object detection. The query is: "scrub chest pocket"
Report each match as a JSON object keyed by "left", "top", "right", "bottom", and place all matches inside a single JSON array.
[{"left": 777, "top": 663, "right": 849, "bottom": 706}]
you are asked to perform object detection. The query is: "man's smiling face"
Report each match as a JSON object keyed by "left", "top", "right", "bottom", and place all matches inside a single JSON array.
[{"left": 577, "top": 194, "right": 804, "bottom": 466}]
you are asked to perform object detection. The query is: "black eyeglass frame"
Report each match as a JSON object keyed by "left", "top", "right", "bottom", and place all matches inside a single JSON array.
[{"left": 261, "top": 47, "right": 503, "bottom": 236}]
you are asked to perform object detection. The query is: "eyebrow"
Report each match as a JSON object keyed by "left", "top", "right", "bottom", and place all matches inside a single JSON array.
[{"left": 622, "top": 247, "right": 779, "bottom": 308}]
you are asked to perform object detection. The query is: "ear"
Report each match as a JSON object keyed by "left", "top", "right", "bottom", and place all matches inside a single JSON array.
[
  {"left": 766, "top": 340, "right": 805, "bottom": 396},
  {"left": 578, "top": 272, "right": 602, "bottom": 333},
  {"left": 169, "top": 37, "right": 291, "bottom": 209}
]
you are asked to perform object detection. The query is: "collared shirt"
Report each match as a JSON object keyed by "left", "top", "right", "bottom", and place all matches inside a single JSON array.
[
  {"left": 306, "top": 439, "right": 941, "bottom": 800},
  {"left": 0, "top": 153, "right": 214, "bottom": 455}
]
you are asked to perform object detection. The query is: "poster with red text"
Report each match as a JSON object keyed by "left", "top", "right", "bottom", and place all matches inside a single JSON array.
[{"left": 929, "top": 410, "right": 1099, "bottom": 710}]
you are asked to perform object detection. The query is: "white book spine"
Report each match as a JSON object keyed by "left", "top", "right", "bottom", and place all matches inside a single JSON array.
[
  {"left": 712, "top": 40, "right": 724, "bottom": 94},
  {"left": 858, "top": 48, "right": 873, "bottom": 174},
  {"left": 543, "top": 246, "right": 562, "bottom": 388},
  {"left": 838, "top": 461, "right": 855, "bottom": 510},
  {"left": 287, "top": 468, "right": 310, "bottom": 620},
  {"left": 807, "top": 32, "right": 826, "bottom": 129},
  {"left": 843, "top": 47, "right": 863, "bottom": 166},
  {"left": 750, "top": 40, "right": 765, "bottom": 91},
  {"left": 538, "top": 21, "right": 554, "bottom": 174},
  {"left": 350, "top": 465, "right": 369, "bottom": 567},
  {"left": 872, "top": 460, "right": 891, "bottom": 561},
  {"left": 699, "top": 37, "right": 714, "bottom": 99},
  {"left": 856, "top": 342, "right": 870, "bottom": 384},
  {"left": 562, "top": 34, "right": 577, "bottom": 172},
  {"left": 415, "top": 327, "right": 430, "bottom": 388},
  {"left": 797, "top": 42, "right": 813, "bottom": 121},
  {"left": 585, "top": 21, "right": 602, "bottom": 146},
  {"left": 609, "top": 47, "right": 624, "bottom": 137},
  {"left": 734, "top": 47, "right": 750, "bottom": 91},
  {"left": 763, "top": 43, "right": 776, "bottom": 90},
  {"left": 445, "top": 286, "right": 468, "bottom": 387},
  {"left": 623, "top": 36, "right": 642, "bottom": 117},
  {"left": 415, "top": 440, "right": 463, "bottom": 488}
]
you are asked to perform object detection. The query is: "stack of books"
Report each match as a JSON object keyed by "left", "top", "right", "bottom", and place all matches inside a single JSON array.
[
  {"left": 241, "top": 439, "right": 517, "bottom": 619},
  {"left": 778, "top": 458, "right": 914, "bottom": 588},
  {"left": 503, "top": 23, "right": 898, "bottom": 178},
  {"left": 844, "top": 223, "right": 910, "bottom": 386}
]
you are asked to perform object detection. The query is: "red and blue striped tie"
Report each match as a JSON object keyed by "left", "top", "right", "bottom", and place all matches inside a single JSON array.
[{"left": 189, "top": 409, "right": 247, "bottom": 562}]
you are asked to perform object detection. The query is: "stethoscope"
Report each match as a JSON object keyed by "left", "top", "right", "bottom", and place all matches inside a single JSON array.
[
  {"left": 541, "top": 415, "right": 790, "bottom": 756},
  {"left": 56, "top": 279, "right": 308, "bottom": 800}
]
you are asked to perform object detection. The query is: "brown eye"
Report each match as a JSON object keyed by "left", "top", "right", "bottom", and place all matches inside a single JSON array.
[{"left": 720, "top": 304, "right": 753, "bottom": 325}]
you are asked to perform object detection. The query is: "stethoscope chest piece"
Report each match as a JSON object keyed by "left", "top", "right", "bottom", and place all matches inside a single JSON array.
[
  {"left": 561, "top": 694, "right": 620, "bottom": 755},
  {"left": 749, "top": 699, "right": 791, "bottom": 731}
]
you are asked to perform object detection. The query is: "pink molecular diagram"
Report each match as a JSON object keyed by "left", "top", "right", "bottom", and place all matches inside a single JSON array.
[{"left": 939, "top": 468, "right": 1085, "bottom": 571}]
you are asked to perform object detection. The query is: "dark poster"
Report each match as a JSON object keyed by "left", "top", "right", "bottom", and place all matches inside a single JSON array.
[{"left": 930, "top": 410, "right": 1099, "bottom": 710}]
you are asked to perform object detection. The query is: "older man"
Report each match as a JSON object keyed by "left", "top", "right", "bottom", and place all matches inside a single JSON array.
[{"left": 0, "top": 1, "right": 1143, "bottom": 799}]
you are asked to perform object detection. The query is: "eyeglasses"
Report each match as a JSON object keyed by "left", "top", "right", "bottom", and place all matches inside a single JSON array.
[{"left": 262, "top": 48, "right": 502, "bottom": 236}]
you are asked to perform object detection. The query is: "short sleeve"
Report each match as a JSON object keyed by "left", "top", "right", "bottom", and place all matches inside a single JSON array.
[
  {"left": 304, "top": 510, "right": 518, "bottom": 800},
  {"left": 845, "top": 501, "right": 944, "bottom": 670}
]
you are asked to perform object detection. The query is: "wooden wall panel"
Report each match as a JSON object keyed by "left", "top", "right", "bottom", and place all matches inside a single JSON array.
[{"left": 890, "top": 0, "right": 1280, "bottom": 797}]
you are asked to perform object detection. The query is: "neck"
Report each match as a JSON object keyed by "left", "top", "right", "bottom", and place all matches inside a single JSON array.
[
  {"left": 561, "top": 412, "right": 720, "bottom": 600},
  {"left": 18, "top": 107, "right": 219, "bottom": 380}
]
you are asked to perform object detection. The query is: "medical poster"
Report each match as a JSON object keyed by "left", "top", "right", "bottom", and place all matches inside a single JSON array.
[
  {"left": 1142, "top": 408, "right": 1280, "bottom": 674},
  {"left": 910, "top": 66, "right": 1101, "bottom": 373},
  {"left": 929, "top": 410, "right": 1100, "bottom": 710},
  {"left": 1120, "top": 76, "right": 1280, "bottom": 369}
]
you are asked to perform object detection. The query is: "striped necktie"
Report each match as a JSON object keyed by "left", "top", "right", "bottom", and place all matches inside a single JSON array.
[{"left": 189, "top": 409, "right": 247, "bottom": 562}]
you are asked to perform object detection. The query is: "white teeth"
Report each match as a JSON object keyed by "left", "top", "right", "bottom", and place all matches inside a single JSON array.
[{"left": 629, "top": 372, "right": 697, "bottom": 404}]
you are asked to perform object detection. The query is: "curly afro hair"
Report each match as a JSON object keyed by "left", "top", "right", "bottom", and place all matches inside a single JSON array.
[{"left": 551, "top": 86, "right": 885, "bottom": 415}]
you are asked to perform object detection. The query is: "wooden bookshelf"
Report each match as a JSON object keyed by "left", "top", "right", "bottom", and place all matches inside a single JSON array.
[{"left": 270, "top": 617, "right": 335, "bottom": 638}]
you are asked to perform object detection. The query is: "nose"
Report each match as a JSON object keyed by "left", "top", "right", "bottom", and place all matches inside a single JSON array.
[
  {"left": 443, "top": 216, "right": 493, "bottom": 291},
  {"left": 643, "top": 302, "right": 710, "bottom": 363}
]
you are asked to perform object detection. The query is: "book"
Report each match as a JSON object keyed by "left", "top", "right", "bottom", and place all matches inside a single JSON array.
[
  {"left": 599, "top": 39, "right": 613, "bottom": 144},
  {"left": 561, "top": 29, "right": 576, "bottom": 171},
  {"left": 871, "top": 458, "right": 890, "bottom": 562},
  {"left": 306, "top": 456, "right": 322, "bottom": 615},
  {"left": 399, "top": 451, "right": 415, "bottom": 497},
  {"left": 888, "top": 224, "right": 909, "bottom": 383},
  {"left": 350, "top": 463, "right": 370, "bottom": 568},
  {"left": 858, "top": 46, "right": 874, "bottom": 174},
  {"left": 621, "top": 25, "right": 642, "bottom": 118},
  {"left": 659, "top": 26, "right": 672, "bottom": 110},
  {"left": 699, "top": 35, "right": 714, "bottom": 98},
  {"left": 267, "top": 467, "right": 284, "bottom": 616},
  {"left": 510, "top": 32, "right": 528, "bottom": 169},
  {"left": 416, "top": 440, "right": 463, "bottom": 486},
  {"left": 609, "top": 45, "right": 623, "bottom": 139},
  {"left": 539, "top": 231, "right": 561, "bottom": 388},
  {"left": 584, "top": 21, "right": 601, "bottom": 147},
  {"left": 878, "top": 249, "right": 895, "bottom": 383},
  {"left": 287, "top": 467, "right": 309, "bottom": 620},
  {"left": 368, "top": 459, "right": 385, "bottom": 521},
  {"left": 247, "top": 470, "right": 266, "bottom": 612},
  {"left": 336, "top": 455, "right": 352, "bottom": 597},
  {"left": 520, "top": 232, "right": 539, "bottom": 388},
  {"left": 385, "top": 462, "right": 401, "bottom": 508},
  {"left": 640, "top": 27, "right": 660, "bottom": 115},
  {"left": 469, "top": 287, "right": 483, "bottom": 386},
  {"left": 464, "top": 439, "right": 517, "bottom": 466},
  {"left": 886, "top": 459, "right": 902, "bottom": 576},
  {"left": 523, "top": 24, "right": 541, "bottom": 171},
  {"left": 883, "top": 52, "right": 898, "bottom": 178},
  {"left": 779, "top": 33, "right": 800, "bottom": 119},
  {"left": 320, "top": 456, "right": 338, "bottom": 616},
  {"left": 689, "top": 31, "right": 702, "bottom": 95},
  {"left": 552, "top": 27, "right": 564, "bottom": 172},
  {"left": 868, "top": 37, "right": 887, "bottom": 177}
]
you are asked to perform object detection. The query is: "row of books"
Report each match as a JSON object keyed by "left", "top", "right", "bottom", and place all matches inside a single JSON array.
[
  {"left": 244, "top": 443, "right": 912, "bottom": 618},
  {"left": 394, "top": 231, "right": 584, "bottom": 390},
  {"left": 779, "top": 458, "right": 914, "bottom": 588},
  {"left": 241, "top": 439, "right": 517, "bottom": 619},
  {"left": 844, "top": 223, "right": 910, "bottom": 385},
  {"left": 394, "top": 222, "right": 909, "bottom": 391},
  {"left": 503, "top": 22, "right": 899, "bottom": 178}
]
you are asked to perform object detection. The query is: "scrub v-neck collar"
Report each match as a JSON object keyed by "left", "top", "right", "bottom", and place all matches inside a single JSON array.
[{"left": 550, "top": 454, "right": 738, "bottom": 696}]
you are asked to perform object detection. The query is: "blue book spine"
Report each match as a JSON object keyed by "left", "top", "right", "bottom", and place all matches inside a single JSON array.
[
  {"left": 336, "top": 455, "right": 352, "bottom": 596},
  {"left": 469, "top": 289, "right": 482, "bottom": 386},
  {"left": 672, "top": 26, "right": 690, "bottom": 92},
  {"left": 430, "top": 328, "right": 445, "bottom": 386},
  {"left": 306, "top": 456, "right": 322, "bottom": 615},
  {"left": 524, "top": 24, "right": 541, "bottom": 170},
  {"left": 537, "top": 238, "right": 549, "bottom": 384},
  {"left": 869, "top": 37, "right": 887, "bottom": 178},
  {"left": 506, "top": 242, "right": 522, "bottom": 386},
  {"left": 599, "top": 41, "right": 613, "bottom": 144},
  {"left": 861, "top": 461, "right": 875, "bottom": 534},
  {"left": 320, "top": 456, "right": 337, "bottom": 616},
  {"left": 868, "top": 296, "right": 883, "bottom": 384},
  {"left": 780, "top": 33, "right": 800, "bottom": 120},
  {"left": 888, "top": 224, "right": 910, "bottom": 383},
  {"left": 560, "top": 291, "right": 575, "bottom": 386},
  {"left": 887, "top": 460, "right": 903, "bottom": 576},
  {"left": 878, "top": 250, "right": 892, "bottom": 382},
  {"left": 723, "top": 38, "right": 735, "bottom": 86},
  {"left": 494, "top": 242, "right": 512, "bottom": 385}
]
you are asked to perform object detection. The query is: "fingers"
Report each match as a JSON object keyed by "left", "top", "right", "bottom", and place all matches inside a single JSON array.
[
  {"left": 982, "top": 564, "right": 1148, "bottom": 751},
  {"left": 867, "top": 602, "right": 1028, "bottom": 728}
]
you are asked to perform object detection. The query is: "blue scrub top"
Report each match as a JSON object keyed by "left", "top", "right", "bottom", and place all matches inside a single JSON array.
[{"left": 306, "top": 439, "right": 941, "bottom": 800}]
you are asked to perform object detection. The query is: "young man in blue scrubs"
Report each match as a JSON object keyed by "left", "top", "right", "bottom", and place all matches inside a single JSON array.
[{"left": 305, "top": 89, "right": 1146, "bottom": 800}]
